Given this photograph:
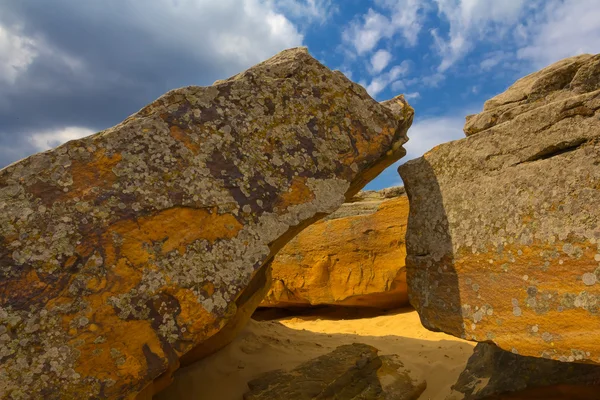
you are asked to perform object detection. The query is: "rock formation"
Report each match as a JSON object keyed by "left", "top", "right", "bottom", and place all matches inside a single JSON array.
[
  {"left": 399, "top": 53, "right": 600, "bottom": 363},
  {"left": 244, "top": 343, "right": 426, "bottom": 400},
  {"left": 449, "top": 343, "right": 600, "bottom": 399},
  {"left": 261, "top": 186, "right": 409, "bottom": 309},
  {"left": 0, "top": 47, "right": 413, "bottom": 399}
]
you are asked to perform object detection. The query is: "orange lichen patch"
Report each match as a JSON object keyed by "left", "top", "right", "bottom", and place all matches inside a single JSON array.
[
  {"left": 435, "top": 239, "right": 600, "bottom": 360},
  {"left": 69, "top": 149, "right": 122, "bottom": 199},
  {"left": 493, "top": 307, "right": 600, "bottom": 354},
  {"left": 169, "top": 126, "right": 201, "bottom": 154},
  {"left": 64, "top": 256, "right": 78, "bottom": 269},
  {"left": 341, "top": 118, "right": 395, "bottom": 166},
  {"left": 275, "top": 177, "right": 315, "bottom": 211},
  {"left": 263, "top": 195, "right": 410, "bottom": 308},
  {"left": 167, "top": 287, "right": 223, "bottom": 346},
  {"left": 101, "top": 207, "right": 242, "bottom": 267},
  {"left": 0, "top": 265, "right": 74, "bottom": 309},
  {"left": 202, "top": 282, "right": 215, "bottom": 297},
  {"left": 37, "top": 207, "right": 244, "bottom": 395},
  {"left": 70, "top": 306, "right": 166, "bottom": 391},
  {"left": 86, "top": 276, "right": 108, "bottom": 292},
  {"left": 23, "top": 269, "right": 45, "bottom": 290},
  {"left": 46, "top": 259, "right": 169, "bottom": 393}
]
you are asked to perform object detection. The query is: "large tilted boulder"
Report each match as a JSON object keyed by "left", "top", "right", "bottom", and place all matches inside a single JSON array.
[
  {"left": 0, "top": 47, "right": 413, "bottom": 399},
  {"left": 260, "top": 186, "right": 409, "bottom": 309},
  {"left": 244, "top": 343, "right": 427, "bottom": 400},
  {"left": 449, "top": 343, "right": 600, "bottom": 400},
  {"left": 399, "top": 53, "right": 600, "bottom": 363}
]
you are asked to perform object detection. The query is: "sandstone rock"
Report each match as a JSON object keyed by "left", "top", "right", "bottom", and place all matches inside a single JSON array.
[
  {"left": 244, "top": 343, "right": 426, "bottom": 400},
  {"left": 464, "top": 54, "right": 600, "bottom": 136},
  {"left": 449, "top": 343, "right": 600, "bottom": 400},
  {"left": 399, "top": 53, "right": 600, "bottom": 363},
  {"left": 0, "top": 47, "right": 413, "bottom": 399},
  {"left": 260, "top": 186, "right": 409, "bottom": 309}
]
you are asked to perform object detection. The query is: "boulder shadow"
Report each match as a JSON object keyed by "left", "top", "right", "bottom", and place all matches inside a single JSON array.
[{"left": 398, "top": 157, "right": 466, "bottom": 340}]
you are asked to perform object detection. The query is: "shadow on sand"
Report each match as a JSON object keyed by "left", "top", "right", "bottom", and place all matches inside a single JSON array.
[{"left": 155, "top": 308, "right": 473, "bottom": 400}]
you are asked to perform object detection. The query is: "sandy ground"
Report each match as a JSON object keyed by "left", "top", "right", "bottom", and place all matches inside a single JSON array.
[{"left": 156, "top": 307, "right": 475, "bottom": 400}]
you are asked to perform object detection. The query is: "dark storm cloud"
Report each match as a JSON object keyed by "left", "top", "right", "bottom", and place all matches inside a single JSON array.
[{"left": 0, "top": 0, "right": 303, "bottom": 166}]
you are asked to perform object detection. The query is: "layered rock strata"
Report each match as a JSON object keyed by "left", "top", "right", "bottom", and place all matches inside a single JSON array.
[{"left": 261, "top": 186, "right": 409, "bottom": 309}]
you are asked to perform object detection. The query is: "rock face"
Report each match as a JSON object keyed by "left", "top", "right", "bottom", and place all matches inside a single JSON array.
[
  {"left": 244, "top": 343, "right": 426, "bottom": 400},
  {"left": 0, "top": 47, "right": 413, "bottom": 399},
  {"left": 450, "top": 343, "right": 600, "bottom": 400},
  {"left": 399, "top": 53, "right": 600, "bottom": 363},
  {"left": 261, "top": 186, "right": 409, "bottom": 309}
]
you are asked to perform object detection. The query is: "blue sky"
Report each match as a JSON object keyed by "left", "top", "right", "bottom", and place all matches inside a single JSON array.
[{"left": 0, "top": 0, "right": 599, "bottom": 190}]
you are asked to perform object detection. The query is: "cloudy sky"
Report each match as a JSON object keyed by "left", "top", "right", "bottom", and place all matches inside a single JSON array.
[{"left": 1, "top": 0, "right": 599, "bottom": 189}]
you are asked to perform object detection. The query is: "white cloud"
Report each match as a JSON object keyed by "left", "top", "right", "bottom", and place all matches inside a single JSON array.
[
  {"left": 343, "top": 0, "right": 426, "bottom": 54},
  {"left": 74, "top": 0, "right": 305, "bottom": 74},
  {"left": 269, "top": 0, "right": 337, "bottom": 24},
  {"left": 0, "top": 0, "right": 306, "bottom": 89},
  {"left": 388, "top": 62, "right": 410, "bottom": 80},
  {"left": 0, "top": 25, "right": 37, "bottom": 84},
  {"left": 376, "top": 0, "right": 426, "bottom": 46},
  {"left": 517, "top": 0, "right": 600, "bottom": 68},
  {"left": 366, "top": 78, "right": 388, "bottom": 97},
  {"left": 364, "top": 113, "right": 469, "bottom": 190},
  {"left": 431, "top": 0, "right": 528, "bottom": 71},
  {"left": 343, "top": 9, "right": 391, "bottom": 54},
  {"left": 200, "top": 0, "right": 304, "bottom": 66},
  {"left": 365, "top": 60, "right": 411, "bottom": 97},
  {"left": 0, "top": 0, "right": 309, "bottom": 166},
  {"left": 404, "top": 92, "right": 421, "bottom": 101},
  {"left": 370, "top": 49, "right": 392, "bottom": 74},
  {"left": 402, "top": 115, "right": 467, "bottom": 162},
  {"left": 479, "top": 50, "right": 510, "bottom": 71},
  {"left": 420, "top": 72, "right": 445, "bottom": 88},
  {"left": 28, "top": 127, "right": 96, "bottom": 152},
  {"left": 391, "top": 80, "right": 405, "bottom": 91},
  {"left": 431, "top": 27, "right": 470, "bottom": 72}
]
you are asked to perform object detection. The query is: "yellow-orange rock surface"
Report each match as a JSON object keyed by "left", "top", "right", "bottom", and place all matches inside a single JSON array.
[
  {"left": 0, "top": 47, "right": 413, "bottom": 399},
  {"left": 261, "top": 186, "right": 409, "bottom": 309},
  {"left": 399, "top": 53, "right": 600, "bottom": 364}
]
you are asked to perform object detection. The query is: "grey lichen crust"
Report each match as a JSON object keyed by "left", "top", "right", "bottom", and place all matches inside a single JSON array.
[
  {"left": 399, "top": 53, "right": 600, "bottom": 363},
  {"left": 0, "top": 47, "right": 412, "bottom": 399}
]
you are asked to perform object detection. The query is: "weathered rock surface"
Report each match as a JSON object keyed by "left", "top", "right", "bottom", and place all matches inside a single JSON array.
[
  {"left": 399, "top": 53, "right": 600, "bottom": 363},
  {"left": 244, "top": 343, "right": 426, "bottom": 400},
  {"left": 0, "top": 47, "right": 413, "bottom": 399},
  {"left": 449, "top": 343, "right": 600, "bottom": 399},
  {"left": 260, "top": 186, "right": 409, "bottom": 309}
]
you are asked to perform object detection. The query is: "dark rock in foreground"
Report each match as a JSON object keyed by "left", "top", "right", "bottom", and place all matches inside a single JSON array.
[
  {"left": 449, "top": 343, "right": 600, "bottom": 399},
  {"left": 244, "top": 343, "right": 426, "bottom": 400}
]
